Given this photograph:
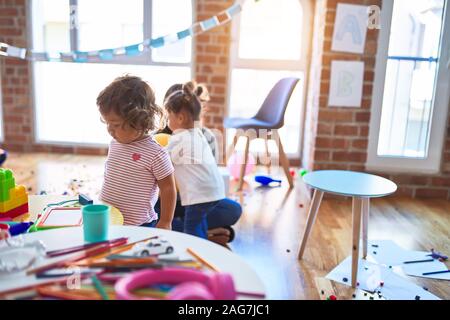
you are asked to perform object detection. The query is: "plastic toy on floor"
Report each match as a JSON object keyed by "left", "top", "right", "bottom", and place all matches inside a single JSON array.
[
  {"left": 0, "top": 169, "right": 29, "bottom": 221},
  {"left": 255, "top": 175, "right": 282, "bottom": 187},
  {"left": 299, "top": 169, "right": 308, "bottom": 177}
]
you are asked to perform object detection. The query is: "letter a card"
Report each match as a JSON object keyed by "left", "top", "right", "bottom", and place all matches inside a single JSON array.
[{"left": 332, "top": 3, "right": 368, "bottom": 54}]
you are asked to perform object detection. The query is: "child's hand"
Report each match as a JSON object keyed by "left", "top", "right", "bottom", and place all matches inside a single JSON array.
[{"left": 156, "top": 220, "right": 172, "bottom": 230}]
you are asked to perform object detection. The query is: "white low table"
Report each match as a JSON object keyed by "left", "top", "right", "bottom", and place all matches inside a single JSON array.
[
  {"left": 0, "top": 226, "right": 265, "bottom": 298},
  {"left": 298, "top": 170, "right": 397, "bottom": 287}
]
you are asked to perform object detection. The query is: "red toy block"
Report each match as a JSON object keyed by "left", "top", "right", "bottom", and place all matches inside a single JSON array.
[{"left": 0, "top": 203, "right": 28, "bottom": 220}]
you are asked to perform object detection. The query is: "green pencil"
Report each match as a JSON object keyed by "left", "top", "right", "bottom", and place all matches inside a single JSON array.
[{"left": 91, "top": 274, "right": 110, "bottom": 300}]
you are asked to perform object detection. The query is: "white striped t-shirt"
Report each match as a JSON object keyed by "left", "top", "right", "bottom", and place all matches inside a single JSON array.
[{"left": 100, "top": 135, "right": 174, "bottom": 225}]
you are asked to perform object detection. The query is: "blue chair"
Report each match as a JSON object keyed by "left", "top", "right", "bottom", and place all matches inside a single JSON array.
[{"left": 224, "top": 77, "right": 300, "bottom": 190}]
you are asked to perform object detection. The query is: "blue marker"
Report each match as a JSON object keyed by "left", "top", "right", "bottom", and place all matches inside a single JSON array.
[{"left": 9, "top": 222, "right": 34, "bottom": 236}]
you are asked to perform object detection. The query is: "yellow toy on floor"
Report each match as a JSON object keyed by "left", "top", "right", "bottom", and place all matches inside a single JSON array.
[
  {"left": 0, "top": 169, "right": 29, "bottom": 221},
  {"left": 153, "top": 133, "right": 171, "bottom": 147}
]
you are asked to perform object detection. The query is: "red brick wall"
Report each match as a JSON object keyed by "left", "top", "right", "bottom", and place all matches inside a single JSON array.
[
  {"left": 0, "top": 0, "right": 33, "bottom": 152},
  {"left": 195, "top": 0, "right": 233, "bottom": 160},
  {"left": 305, "top": 0, "right": 450, "bottom": 199},
  {"left": 195, "top": 0, "right": 233, "bottom": 130},
  {"left": 0, "top": 0, "right": 230, "bottom": 156}
]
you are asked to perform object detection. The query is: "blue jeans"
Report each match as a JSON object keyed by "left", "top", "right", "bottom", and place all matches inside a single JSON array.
[
  {"left": 140, "top": 220, "right": 158, "bottom": 228},
  {"left": 154, "top": 197, "right": 242, "bottom": 238}
]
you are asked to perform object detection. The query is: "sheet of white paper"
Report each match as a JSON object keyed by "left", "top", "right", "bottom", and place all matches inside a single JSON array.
[
  {"left": 332, "top": 3, "right": 368, "bottom": 54},
  {"left": 367, "top": 240, "right": 426, "bottom": 266},
  {"left": 326, "top": 256, "right": 441, "bottom": 300},
  {"left": 368, "top": 240, "right": 449, "bottom": 280},
  {"left": 328, "top": 60, "right": 364, "bottom": 107},
  {"left": 402, "top": 258, "right": 450, "bottom": 281},
  {"left": 43, "top": 208, "right": 82, "bottom": 226}
]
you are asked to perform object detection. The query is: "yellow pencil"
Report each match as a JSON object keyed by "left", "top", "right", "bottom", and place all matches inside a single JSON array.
[{"left": 186, "top": 248, "right": 220, "bottom": 272}]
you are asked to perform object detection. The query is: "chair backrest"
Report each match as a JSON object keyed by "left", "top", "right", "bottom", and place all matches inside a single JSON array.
[{"left": 253, "top": 77, "right": 300, "bottom": 129}]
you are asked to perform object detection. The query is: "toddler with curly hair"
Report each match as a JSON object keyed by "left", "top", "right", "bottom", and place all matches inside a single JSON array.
[{"left": 97, "top": 75, "right": 176, "bottom": 228}]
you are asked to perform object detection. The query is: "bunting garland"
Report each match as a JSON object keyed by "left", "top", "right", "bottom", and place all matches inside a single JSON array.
[{"left": 0, "top": 3, "right": 241, "bottom": 63}]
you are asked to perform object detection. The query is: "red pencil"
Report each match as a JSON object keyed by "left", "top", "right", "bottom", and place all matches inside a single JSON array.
[
  {"left": 27, "top": 240, "right": 127, "bottom": 275},
  {"left": 46, "top": 237, "right": 128, "bottom": 257}
]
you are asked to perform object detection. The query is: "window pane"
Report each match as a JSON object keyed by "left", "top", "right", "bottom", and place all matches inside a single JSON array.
[
  {"left": 228, "top": 69, "right": 304, "bottom": 155},
  {"left": 387, "top": 0, "right": 444, "bottom": 57},
  {"left": 377, "top": 0, "right": 445, "bottom": 158},
  {"left": 238, "top": 0, "right": 302, "bottom": 60},
  {"left": 151, "top": 0, "right": 192, "bottom": 63},
  {"left": 34, "top": 62, "right": 191, "bottom": 144},
  {"left": 31, "top": 0, "right": 70, "bottom": 52},
  {"left": 78, "top": 0, "right": 143, "bottom": 51}
]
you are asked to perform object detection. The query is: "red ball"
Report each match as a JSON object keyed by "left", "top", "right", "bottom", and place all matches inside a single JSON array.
[{"left": 329, "top": 295, "right": 337, "bottom": 300}]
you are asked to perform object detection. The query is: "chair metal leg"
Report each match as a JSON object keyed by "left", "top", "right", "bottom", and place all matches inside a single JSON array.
[
  {"left": 298, "top": 189, "right": 324, "bottom": 259},
  {"left": 351, "top": 197, "right": 363, "bottom": 288},
  {"left": 238, "top": 136, "right": 250, "bottom": 191},
  {"left": 362, "top": 198, "right": 370, "bottom": 259},
  {"left": 277, "top": 136, "right": 294, "bottom": 189}
]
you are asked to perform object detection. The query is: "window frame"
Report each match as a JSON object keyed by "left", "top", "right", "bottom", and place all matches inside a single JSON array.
[
  {"left": 28, "top": 0, "right": 194, "bottom": 147},
  {"left": 367, "top": 0, "right": 450, "bottom": 174},
  {"left": 227, "top": 0, "right": 313, "bottom": 159}
]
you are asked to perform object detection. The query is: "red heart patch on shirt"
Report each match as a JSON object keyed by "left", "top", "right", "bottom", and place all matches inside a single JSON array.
[{"left": 132, "top": 153, "right": 141, "bottom": 161}]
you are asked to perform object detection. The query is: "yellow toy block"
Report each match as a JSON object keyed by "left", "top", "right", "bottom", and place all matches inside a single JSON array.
[{"left": 0, "top": 185, "right": 28, "bottom": 214}]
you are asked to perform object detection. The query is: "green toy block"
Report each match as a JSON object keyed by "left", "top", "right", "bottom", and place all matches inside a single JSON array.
[{"left": 0, "top": 169, "right": 15, "bottom": 202}]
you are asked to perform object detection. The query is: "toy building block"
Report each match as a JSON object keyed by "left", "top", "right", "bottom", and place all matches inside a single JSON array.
[
  {"left": 0, "top": 203, "right": 29, "bottom": 220},
  {"left": 0, "top": 169, "right": 15, "bottom": 202},
  {"left": 0, "top": 185, "right": 28, "bottom": 213}
]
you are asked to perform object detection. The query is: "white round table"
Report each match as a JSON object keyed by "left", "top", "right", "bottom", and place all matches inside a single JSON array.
[
  {"left": 298, "top": 170, "right": 397, "bottom": 287},
  {"left": 0, "top": 226, "right": 265, "bottom": 299}
]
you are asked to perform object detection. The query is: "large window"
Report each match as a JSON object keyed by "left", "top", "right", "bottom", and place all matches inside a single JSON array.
[
  {"left": 367, "top": 0, "right": 450, "bottom": 173},
  {"left": 31, "top": 0, "right": 192, "bottom": 145},
  {"left": 228, "top": 0, "right": 312, "bottom": 158}
]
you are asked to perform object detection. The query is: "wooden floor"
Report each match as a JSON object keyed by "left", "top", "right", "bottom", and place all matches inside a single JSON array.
[{"left": 5, "top": 152, "right": 450, "bottom": 300}]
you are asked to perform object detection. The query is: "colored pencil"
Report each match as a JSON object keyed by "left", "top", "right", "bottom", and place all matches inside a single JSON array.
[
  {"left": 422, "top": 270, "right": 450, "bottom": 276},
  {"left": 403, "top": 259, "right": 434, "bottom": 264},
  {"left": 91, "top": 274, "right": 110, "bottom": 300},
  {"left": 27, "top": 241, "right": 124, "bottom": 275},
  {"left": 186, "top": 247, "right": 220, "bottom": 272},
  {"left": 37, "top": 286, "right": 98, "bottom": 300},
  {"left": 46, "top": 237, "right": 128, "bottom": 257}
]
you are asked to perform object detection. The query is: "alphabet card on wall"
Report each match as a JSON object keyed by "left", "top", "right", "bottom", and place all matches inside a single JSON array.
[
  {"left": 328, "top": 60, "right": 364, "bottom": 108},
  {"left": 332, "top": 3, "right": 368, "bottom": 54}
]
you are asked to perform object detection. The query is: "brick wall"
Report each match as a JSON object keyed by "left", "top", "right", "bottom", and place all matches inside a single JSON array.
[
  {"left": 0, "top": 0, "right": 32, "bottom": 152},
  {"left": 305, "top": 0, "right": 450, "bottom": 199},
  {"left": 195, "top": 0, "right": 233, "bottom": 160}
]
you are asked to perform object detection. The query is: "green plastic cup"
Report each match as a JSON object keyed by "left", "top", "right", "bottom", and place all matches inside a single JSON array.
[{"left": 82, "top": 204, "right": 110, "bottom": 243}]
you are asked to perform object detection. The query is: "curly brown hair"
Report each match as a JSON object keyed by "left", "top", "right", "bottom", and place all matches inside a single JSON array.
[{"left": 97, "top": 75, "right": 162, "bottom": 133}]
